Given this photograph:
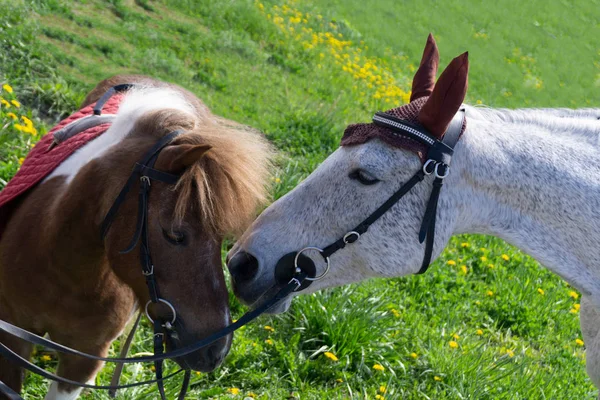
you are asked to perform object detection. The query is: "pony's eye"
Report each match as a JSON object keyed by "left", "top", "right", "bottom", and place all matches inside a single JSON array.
[
  {"left": 162, "top": 229, "right": 186, "bottom": 245},
  {"left": 349, "top": 169, "right": 380, "bottom": 185}
]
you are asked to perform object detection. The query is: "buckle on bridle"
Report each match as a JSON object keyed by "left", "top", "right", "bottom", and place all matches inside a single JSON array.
[
  {"left": 140, "top": 176, "right": 151, "bottom": 187},
  {"left": 142, "top": 264, "right": 154, "bottom": 276},
  {"left": 423, "top": 159, "right": 436, "bottom": 175},
  {"left": 288, "top": 277, "right": 303, "bottom": 291},
  {"left": 434, "top": 163, "right": 450, "bottom": 179}
]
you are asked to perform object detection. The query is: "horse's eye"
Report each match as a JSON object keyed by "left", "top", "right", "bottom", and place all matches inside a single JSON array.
[
  {"left": 162, "top": 229, "right": 186, "bottom": 245},
  {"left": 349, "top": 169, "right": 380, "bottom": 185}
]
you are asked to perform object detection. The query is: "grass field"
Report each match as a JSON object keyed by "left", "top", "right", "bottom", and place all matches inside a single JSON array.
[{"left": 1, "top": 0, "right": 600, "bottom": 398}]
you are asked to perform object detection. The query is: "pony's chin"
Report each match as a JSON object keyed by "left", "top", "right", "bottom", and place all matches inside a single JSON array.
[{"left": 265, "top": 297, "right": 292, "bottom": 314}]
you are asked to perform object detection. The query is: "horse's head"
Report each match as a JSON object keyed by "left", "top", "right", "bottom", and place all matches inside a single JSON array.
[
  {"left": 103, "top": 97, "right": 272, "bottom": 371},
  {"left": 228, "top": 35, "right": 469, "bottom": 313}
]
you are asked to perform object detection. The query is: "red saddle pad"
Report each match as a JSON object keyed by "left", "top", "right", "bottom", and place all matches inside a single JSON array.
[{"left": 0, "top": 94, "right": 124, "bottom": 239}]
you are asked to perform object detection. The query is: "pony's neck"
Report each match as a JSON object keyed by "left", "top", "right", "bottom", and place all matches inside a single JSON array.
[{"left": 452, "top": 108, "right": 600, "bottom": 298}]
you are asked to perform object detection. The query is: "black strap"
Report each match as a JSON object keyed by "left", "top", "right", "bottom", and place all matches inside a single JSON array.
[
  {"left": 154, "top": 320, "right": 168, "bottom": 400},
  {"left": 100, "top": 130, "right": 183, "bottom": 240},
  {"left": 321, "top": 170, "right": 425, "bottom": 258},
  {"left": 0, "top": 342, "right": 183, "bottom": 392},
  {"left": 178, "top": 371, "right": 191, "bottom": 400},
  {"left": 93, "top": 84, "right": 134, "bottom": 116},
  {"left": 0, "top": 274, "right": 305, "bottom": 364}
]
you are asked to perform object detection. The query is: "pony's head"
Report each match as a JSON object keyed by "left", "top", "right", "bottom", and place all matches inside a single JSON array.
[
  {"left": 227, "top": 35, "right": 469, "bottom": 313},
  {"left": 101, "top": 88, "right": 272, "bottom": 370}
]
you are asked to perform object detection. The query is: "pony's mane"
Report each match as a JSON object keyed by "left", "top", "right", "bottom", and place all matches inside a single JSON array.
[
  {"left": 465, "top": 104, "right": 600, "bottom": 143},
  {"left": 173, "top": 117, "right": 274, "bottom": 236},
  {"left": 135, "top": 103, "right": 274, "bottom": 237}
]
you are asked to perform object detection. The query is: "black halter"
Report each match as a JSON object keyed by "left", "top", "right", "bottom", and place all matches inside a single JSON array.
[
  {"left": 0, "top": 85, "right": 309, "bottom": 399},
  {"left": 276, "top": 109, "right": 465, "bottom": 287}
]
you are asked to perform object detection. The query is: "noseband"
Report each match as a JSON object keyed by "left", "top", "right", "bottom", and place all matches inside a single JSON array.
[{"left": 277, "top": 109, "right": 465, "bottom": 286}]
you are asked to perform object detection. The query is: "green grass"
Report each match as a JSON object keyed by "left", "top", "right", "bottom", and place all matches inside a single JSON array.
[{"left": 1, "top": 0, "right": 599, "bottom": 398}]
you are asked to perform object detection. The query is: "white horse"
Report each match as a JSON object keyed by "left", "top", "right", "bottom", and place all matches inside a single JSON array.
[{"left": 227, "top": 34, "right": 600, "bottom": 394}]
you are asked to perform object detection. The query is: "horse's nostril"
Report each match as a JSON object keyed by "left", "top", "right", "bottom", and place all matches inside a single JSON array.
[{"left": 227, "top": 251, "right": 259, "bottom": 283}]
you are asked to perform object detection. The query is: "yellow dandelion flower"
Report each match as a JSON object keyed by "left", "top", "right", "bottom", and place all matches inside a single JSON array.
[
  {"left": 449, "top": 341, "right": 458, "bottom": 349},
  {"left": 410, "top": 352, "right": 418, "bottom": 359},
  {"left": 21, "top": 115, "right": 32, "bottom": 127},
  {"left": 488, "top": 264, "right": 495, "bottom": 269},
  {"left": 447, "top": 260, "right": 456, "bottom": 266},
  {"left": 14, "top": 123, "right": 25, "bottom": 132},
  {"left": 195, "top": 371, "right": 201, "bottom": 375},
  {"left": 11, "top": 100, "right": 20, "bottom": 108},
  {"left": 18, "top": 157, "right": 24, "bottom": 165},
  {"left": 1, "top": 99, "right": 10, "bottom": 108},
  {"left": 2, "top": 84, "right": 13, "bottom": 93},
  {"left": 569, "top": 291, "right": 579, "bottom": 299},
  {"left": 460, "top": 265, "right": 468, "bottom": 275},
  {"left": 434, "top": 376, "right": 442, "bottom": 381},
  {"left": 486, "top": 290, "right": 494, "bottom": 297},
  {"left": 476, "top": 329, "right": 483, "bottom": 335},
  {"left": 452, "top": 333, "right": 460, "bottom": 340},
  {"left": 6, "top": 112, "right": 17, "bottom": 120},
  {"left": 379, "top": 385, "right": 386, "bottom": 393},
  {"left": 324, "top": 351, "right": 338, "bottom": 361},
  {"left": 390, "top": 308, "right": 400, "bottom": 318},
  {"left": 375, "top": 395, "right": 384, "bottom": 400},
  {"left": 506, "top": 349, "right": 514, "bottom": 357},
  {"left": 576, "top": 339, "right": 584, "bottom": 346},
  {"left": 574, "top": 303, "right": 581, "bottom": 311},
  {"left": 461, "top": 242, "right": 469, "bottom": 248},
  {"left": 41, "top": 355, "right": 52, "bottom": 361},
  {"left": 537, "top": 288, "right": 545, "bottom": 295},
  {"left": 373, "top": 364, "right": 385, "bottom": 371},
  {"left": 501, "top": 254, "right": 510, "bottom": 261},
  {"left": 265, "top": 339, "right": 273, "bottom": 345},
  {"left": 570, "top": 308, "right": 578, "bottom": 314},
  {"left": 227, "top": 387, "right": 240, "bottom": 395},
  {"left": 480, "top": 256, "right": 488, "bottom": 262},
  {"left": 264, "top": 325, "right": 275, "bottom": 332}
]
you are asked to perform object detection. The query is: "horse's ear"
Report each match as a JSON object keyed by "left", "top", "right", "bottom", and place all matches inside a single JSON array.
[
  {"left": 410, "top": 33, "right": 440, "bottom": 102},
  {"left": 418, "top": 52, "right": 469, "bottom": 137},
  {"left": 156, "top": 143, "right": 212, "bottom": 173}
]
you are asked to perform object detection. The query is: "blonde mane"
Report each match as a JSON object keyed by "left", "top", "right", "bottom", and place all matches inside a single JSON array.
[
  {"left": 173, "top": 115, "right": 274, "bottom": 236},
  {"left": 137, "top": 105, "right": 275, "bottom": 237}
]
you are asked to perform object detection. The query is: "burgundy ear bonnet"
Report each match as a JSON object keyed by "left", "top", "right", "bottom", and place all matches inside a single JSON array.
[{"left": 341, "top": 34, "right": 468, "bottom": 162}]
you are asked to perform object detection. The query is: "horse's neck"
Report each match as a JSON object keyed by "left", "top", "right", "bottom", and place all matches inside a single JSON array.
[{"left": 452, "top": 111, "right": 600, "bottom": 297}]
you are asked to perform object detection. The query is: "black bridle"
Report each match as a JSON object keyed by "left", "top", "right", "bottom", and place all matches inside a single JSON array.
[
  {"left": 276, "top": 108, "right": 465, "bottom": 287},
  {"left": 0, "top": 85, "right": 308, "bottom": 400}
]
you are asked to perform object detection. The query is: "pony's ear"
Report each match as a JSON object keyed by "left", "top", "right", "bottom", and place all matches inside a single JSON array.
[
  {"left": 418, "top": 52, "right": 469, "bottom": 137},
  {"left": 156, "top": 143, "right": 212, "bottom": 173},
  {"left": 410, "top": 33, "right": 440, "bottom": 102}
]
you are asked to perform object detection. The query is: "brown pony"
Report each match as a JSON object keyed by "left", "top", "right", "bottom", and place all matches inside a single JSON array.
[{"left": 0, "top": 75, "right": 273, "bottom": 399}]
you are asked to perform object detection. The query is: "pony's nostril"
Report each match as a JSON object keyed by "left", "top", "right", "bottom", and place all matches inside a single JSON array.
[{"left": 227, "top": 251, "right": 259, "bottom": 283}]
